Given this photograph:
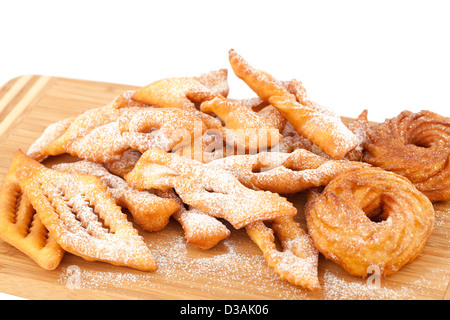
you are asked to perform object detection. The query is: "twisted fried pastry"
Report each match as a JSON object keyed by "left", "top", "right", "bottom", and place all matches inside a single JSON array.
[
  {"left": 118, "top": 107, "right": 206, "bottom": 153},
  {"left": 27, "top": 117, "right": 75, "bottom": 161},
  {"left": 156, "top": 189, "right": 230, "bottom": 250},
  {"left": 363, "top": 110, "right": 450, "bottom": 202},
  {"left": 305, "top": 167, "right": 435, "bottom": 278},
  {"left": 246, "top": 216, "right": 320, "bottom": 291},
  {"left": 200, "top": 97, "right": 282, "bottom": 151},
  {"left": 228, "top": 49, "right": 358, "bottom": 159},
  {"left": 208, "top": 148, "right": 369, "bottom": 194},
  {"left": 125, "top": 148, "right": 297, "bottom": 229}
]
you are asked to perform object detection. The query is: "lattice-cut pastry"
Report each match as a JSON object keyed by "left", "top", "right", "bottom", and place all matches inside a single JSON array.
[
  {"left": 156, "top": 189, "right": 230, "bottom": 250},
  {"left": 228, "top": 49, "right": 358, "bottom": 159},
  {"left": 27, "top": 117, "right": 75, "bottom": 161},
  {"left": 125, "top": 148, "right": 297, "bottom": 229},
  {"left": 0, "top": 151, "right": 64, "bottom": 270},
  {"left": 246, "top": 216, "right": 321, "bottom": 291},
  {"left": 14, "top": 151, "right": 157, "bottom": 271},
  {"left": 53, "top": 160, "right": 180, "bottom": 232},
  {"left": 207, "top": 148, "right": 369, "bottom": 194},
  {"left": 199, "top": 96, "right": 283, "bottom": 151},
  {"left": 118, "top": 107, "right": 206, "bottom": 153}
]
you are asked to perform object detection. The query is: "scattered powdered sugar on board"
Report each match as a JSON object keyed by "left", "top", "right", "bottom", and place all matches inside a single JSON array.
[
  {"left": 322, "top": 270, "right": 413, "bottom": 300},
  {"left": 56, "top": 220, "right": 446, "bottom": 300}
]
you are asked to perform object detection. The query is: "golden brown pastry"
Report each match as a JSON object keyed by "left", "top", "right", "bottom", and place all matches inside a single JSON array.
[
  {"left": 15, "top": 151, "right": 158, "bottom": 271},
  {"left": 363, "top": 110, "right": 450, "bottom": 202},
  {"left": 305, "top": 167, "right": 435, "bottom": 278},
  {"left": 0, "top": 151, "right": 64, "bottom": 270},
  {"left": 228, "top": 49, "right": 358, "bottom": 159},
  {"left": 125, "top": 147, "right": 297, "bottom": 229}
]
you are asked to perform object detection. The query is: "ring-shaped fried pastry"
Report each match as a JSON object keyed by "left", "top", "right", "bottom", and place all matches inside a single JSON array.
[
  {"left": 305, "top": 167, "right": 435, "bottom": 278},
  {"left": 363, "top": 110, "right": 450, "bottom": 202}
]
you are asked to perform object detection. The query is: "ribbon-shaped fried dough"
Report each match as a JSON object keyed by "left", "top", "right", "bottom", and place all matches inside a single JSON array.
[
  {"left": 41, "top": 105, "right": 121, "bottom": 156},
  {"left": 156, "top": 189, "right": 230, "bottom": 250},
  {"left": 228, "top": 49, "right": 358, "bottom": 159},
  {"left": 246, "top": 216, "right": 320, "bottom": 291},
  {"left": 0, "top": 151, "right": 64, "bottom": 270},
  {"left": 15, "top": 151, "right": 157, "bottom": 271},
  {"left": 132, "top": 69, "right": 229, "bottom": 110},
  {"left": 208, "top": 149, "right": 369, "bottom": 194},
  {"left": 118, "top": 107, "right": 206, "bottom": 153},
  {"left": 345, "top": 109, "right": 369, "bottom": 161},
  {"left": 125, "top": 148, "right": 297, "bottom": 229},
  {"left": 199, "top": 97, "right": 282, "bottom": 151},
  {"left": 27, "top": 117, "right": 75, "bottom": 161},
  {"left": 65, "top": 120, "right": 130, "bottom": 163},
  {"left": 53, "top": 160, "right": 180, "bottom": 232}
]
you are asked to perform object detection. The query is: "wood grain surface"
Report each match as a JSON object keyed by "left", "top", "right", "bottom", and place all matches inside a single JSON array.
[{"left": 0, "top": 75, "right": 449, "bottom": 300}]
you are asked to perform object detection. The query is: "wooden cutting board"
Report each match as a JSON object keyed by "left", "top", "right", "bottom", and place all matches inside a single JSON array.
[{"left": 0, "top": 75, "right": 449, "bottom": 300}]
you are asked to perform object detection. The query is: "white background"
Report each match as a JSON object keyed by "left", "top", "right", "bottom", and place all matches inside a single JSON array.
[{"left": 0, "top": 0, "right": 449, "bottom": 299}]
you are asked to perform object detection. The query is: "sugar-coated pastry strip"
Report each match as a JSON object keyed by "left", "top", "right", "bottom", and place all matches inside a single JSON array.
[
  {"left": 200, "top": 97, "right": 282, "bottom": 151},
  {"left": 228, "top": 49, "right": 358, "bottom": 159},
  {"left": 118, "top": 107, "right": 206, "bottom": 153},
  {"left": 156, "top": 189, "right": 230, "bottom": 250},
  {"left": 125, "top": 148, "right": 297, "bottom": 229},
  {"left": 208, "top": 148, "right": 369, "bottom": 194},
  {"left": 27, "top": 117, "right": 75, "bottom": 161},
  {"left": 246, "top": 216, "right": 321, "bottom": 291}
]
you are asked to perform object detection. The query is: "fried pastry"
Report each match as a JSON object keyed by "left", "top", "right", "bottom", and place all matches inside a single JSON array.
[
  {"left": 156, "top": 189, "right": 230, "bottom": 250},
  {"left": 104, "top": 149, "right": 142, "bottom": 178},
  {"left": 228, "top": 49, "right": 358, "bottom": 159},
  {"left": 208, "top": 148, "right": 369, "bottom": 194},
  {"left": 53, "top": 160, "right": 180, "bottom": 232},
  {"left": 65, "top": 120, "right": 130, "bottom": 163},
  {"left": 199, "top": 96, "right": 282, "bottom": 151},
  {"left": 0, "top": 152, "right": 64, "bottom": 270},
  {"left": 344, "top": 109, "right": 369, "bottom": 161},
  {"left": 125, "top": 148, "right": 297, "bottom": 229},
  {"left": 118, "top": 107, "right": 206, "bottom": 153},
  {"left": 305, "top": 167, "right": 435, "bottom": 277},
  {"left": 363, "top": 110, "right": 450, "bottom": 202},
  {"left": 132, "top": 69, "right": 229, "bottom": 111},
  {"left": 27, "top": 117, "right": 75, "bottom": 161},
  {"left": 41, "top": 105, "right": 121, "bottom": 156},
  {"left": 246, "top": 216, "right": 320, "bottom": 291},
  {"left": 15, "top": 151, "right": 157, "bottom": 271}
]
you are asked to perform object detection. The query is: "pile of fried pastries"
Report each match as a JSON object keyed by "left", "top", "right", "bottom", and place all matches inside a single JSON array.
[{"left": 0, "top": 49, "right": 448, "bottom": 292}]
